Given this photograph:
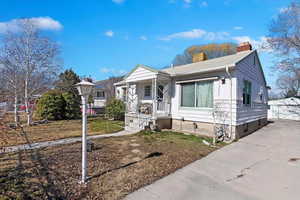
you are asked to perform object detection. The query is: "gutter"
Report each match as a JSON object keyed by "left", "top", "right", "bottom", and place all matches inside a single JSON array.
[
  {"left": 168, "top": 64, "right": 235, "bottom": 77},
  {"left": 226, "top": 66, "right": 233, "bottom": 140}
]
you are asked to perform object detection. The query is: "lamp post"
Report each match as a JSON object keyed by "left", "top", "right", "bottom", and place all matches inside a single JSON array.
[{"left": 76, "top": 80, "right": 95, "bottom": 183}]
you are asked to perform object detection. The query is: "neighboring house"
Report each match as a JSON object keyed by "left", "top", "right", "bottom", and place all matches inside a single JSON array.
[
  {"left": 114, "top": 80, "right": 127, "bottom": 101},
  {"left": 268, "top": 97, "right": 300, "bottom": 120},
  {"left": 90, "top": 80, "right": 108, "bottom": 114},
  {"left": 115, "top": 42, "right": 269, "bottom": 140},
  {"left": 91, "top": 77, "right": 123, "bottom": 114}
]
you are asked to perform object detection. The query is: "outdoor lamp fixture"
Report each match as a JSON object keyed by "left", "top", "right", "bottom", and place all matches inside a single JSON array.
[{"left": 76, "top": 79, "right": 95, "bottom": 183}]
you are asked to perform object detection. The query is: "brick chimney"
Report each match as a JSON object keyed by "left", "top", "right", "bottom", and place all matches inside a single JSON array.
[
  {"left": 192, "top": 52, "right": 207, "bottom": 63},
  {"left": 237, "top": 42, "right": 252, "bottom": 52}
]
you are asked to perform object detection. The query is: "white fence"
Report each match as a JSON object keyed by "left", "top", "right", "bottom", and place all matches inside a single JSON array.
[{"left": 268, "top": 98, "right": 300, "bottom": 121}]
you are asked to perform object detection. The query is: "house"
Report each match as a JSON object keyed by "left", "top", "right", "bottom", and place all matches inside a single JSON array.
[
  {"left": 90, "top": 80, "right": 108, "bottom": 114},
  {"left": 91, "top": 77, "right": 123, "bottom": 114},
  {"left": 268, "top": 97, "right": 300, "bottom": 120},
  {"left": 115, "top": 42, "right": 269, "bottom": 140}
]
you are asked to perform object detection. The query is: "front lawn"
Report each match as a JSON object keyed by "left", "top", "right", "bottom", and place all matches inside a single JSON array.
[
  {"left": 0, "top": 131, "right": 225, "bottom": 200},
  {"left": 1, "top": 117, "right": 124, "bottom": 147}
]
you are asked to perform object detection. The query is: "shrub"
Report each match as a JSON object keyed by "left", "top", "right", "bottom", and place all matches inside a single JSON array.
[
  {"left": 62, "top": 92, "right": 81, "bottom": 119},
  {"left": 105, "top": 98, "right": 125, "bottom": 120},
  {"left": 36, "top": 90, "right": 66, "bottom": 120}
]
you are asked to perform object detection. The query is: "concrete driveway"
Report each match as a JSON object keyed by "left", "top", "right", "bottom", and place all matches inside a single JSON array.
[{"left": 126, "top": 120, "right": 300, "bottom": 200}]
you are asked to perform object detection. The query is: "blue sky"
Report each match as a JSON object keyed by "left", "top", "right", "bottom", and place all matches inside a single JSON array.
[{"left": 0, "top": 0, "right": 292, "bottom": 90}]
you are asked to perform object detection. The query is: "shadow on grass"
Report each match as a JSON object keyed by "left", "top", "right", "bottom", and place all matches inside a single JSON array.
[
  {"left": 88, "top": 152, "right": 163, "bottom": 181},
  {"left": 0, "top": 124, "right": 87, "bottom": 200}
]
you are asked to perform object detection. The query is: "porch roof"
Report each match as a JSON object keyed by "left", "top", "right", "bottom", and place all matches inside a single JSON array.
[{"left": 124, "top": 64, "right": 170, "bottom": 83}]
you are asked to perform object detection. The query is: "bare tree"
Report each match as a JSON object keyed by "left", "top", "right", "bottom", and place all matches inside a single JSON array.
[
  {"left": 0, "top": 59, "right": 23, "bottom": 124},
  {"left": 172, "top": 43, "right": 237, "bottom": 66},
  {"left": 0, "top": 19, "right": 61, "bottom": 125},
  {"left": 266, "top": 1, "right": 300, "bottom": 96}
]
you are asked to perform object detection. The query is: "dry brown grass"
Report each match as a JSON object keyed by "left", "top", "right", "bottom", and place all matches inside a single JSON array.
[
  {"left": 1, "top": 117, "right": 124, "bottom": 147},
  {"left": 0, "top": 131, "right": 225, "bottom": 200}
]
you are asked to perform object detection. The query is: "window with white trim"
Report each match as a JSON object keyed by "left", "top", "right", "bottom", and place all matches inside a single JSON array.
[
  {"left": 181, "top": 81, "right": 213, "bottom": 108},
  {"left": 243, "top": 80, "right": 252, "bottom": 105},
  {"left": 144, "top": 85, "right": 151, "bottom": 97},
  {"left": 96, "top": 91, "right": 105, "bottom": 98}
]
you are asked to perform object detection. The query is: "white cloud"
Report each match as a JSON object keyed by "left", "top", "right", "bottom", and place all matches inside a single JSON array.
[
  {"left": 160, "top": 29, "right": 206, "bottom": 41},
  {"left": 232, "top": 36, "right": 252, "bottom": 44},
  {"left": 160, "top": 29, "right": 229, "bottom": 41},
  {"left": 233, "top": 26, "right": 243, "bottom": 30},
  {"left": 140, "top": 36, "right": 148, "bottom": 40},
  {"left": 183, "top": 0, "right": 192, "bottom": 7},
  {"left": 200, "top": 1, "right": 208, "bottom": 7},
  {"left": 29, "top": 17, "right": 62, "bottom": 30},
  {"left": 100, "top": 67, "right": 110, "bottom": 73},
  {"left": 100, "top": 67, "right": 127, "bottom": 76},
  {"left": 279, "top": 7, "right": 289, "bottom": 13},
  {"left": 0, "top": 17, "right": 62, "bottom": 33},
  {"left": 112, "top": 0, "right": 125, "bottom": 4},
  {"left": 184, "top": 0, "right": 192, "bottom": 3},
  {"left": 105, "top": 30, "right": 114, "bottom": 37}
]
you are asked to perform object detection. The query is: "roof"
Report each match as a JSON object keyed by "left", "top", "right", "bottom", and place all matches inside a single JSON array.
[
  {"left": 95, "top": 77, "right": 123, "bottom": 89},
  {"left": 114, "top": 80, "right": 126, "bottom": 86},
  {"left": 124, "top": 64, "right": 169, "bottom": 80},
  {"left": 161, "top": 50, "right": 254, "bottom": 76}
]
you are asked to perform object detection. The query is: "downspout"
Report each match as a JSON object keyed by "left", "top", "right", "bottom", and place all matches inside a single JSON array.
[{"left": 226, "top": 66, "right": 233, "bottom": 140}]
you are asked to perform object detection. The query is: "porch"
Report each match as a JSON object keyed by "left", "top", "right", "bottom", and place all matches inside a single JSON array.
[{"left": 123, "top": 65, "right": 172, "bottom": 130}]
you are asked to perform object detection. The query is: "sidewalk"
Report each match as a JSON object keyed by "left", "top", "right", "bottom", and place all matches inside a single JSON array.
[{"left": 2, "top": 129, "right": 137, "bottom": 153}]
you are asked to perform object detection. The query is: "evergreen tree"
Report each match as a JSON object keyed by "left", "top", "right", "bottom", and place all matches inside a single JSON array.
[
  {"left": 55, "top": 69, "right": 81, "bottom": 119},
  {"left": 56, "top": 69, "right": 81, "bottom": 94}
]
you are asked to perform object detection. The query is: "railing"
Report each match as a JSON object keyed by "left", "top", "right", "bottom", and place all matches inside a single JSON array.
[
  {"left": 125, "top": 100, "right": 171, "bottom": 117},
  {"left": 157, "top": 101, "right": 171, "bottom": 115}
]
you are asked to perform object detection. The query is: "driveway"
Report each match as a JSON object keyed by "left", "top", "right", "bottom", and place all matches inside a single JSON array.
[{"left": 126, "top": 120, "right": 300, "bottom": 200}]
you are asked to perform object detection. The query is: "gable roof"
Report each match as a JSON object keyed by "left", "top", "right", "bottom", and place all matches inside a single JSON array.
[
  {"left": 124, "top": 64, "right": 159, "bottom": 79},
  {"left": 162, "top": 50, "right": 254, "bottom": 76},
  {"left": 250, "top": 50, "right": 267, "bottom": 86}
]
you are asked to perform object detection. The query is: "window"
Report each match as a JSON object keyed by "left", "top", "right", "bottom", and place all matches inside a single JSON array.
[
  {"left": 97, "top": 91, "right": 105, "bottom": 98},
  {"left": 243, "top": 80, "right": 252, "bottom": 105},
  {"left": 181, "top": 83, "right": 195, "bottom": 107},
  {"left": 181, "top": 81, "right": 213, "bottom": 108},
  {"left": 144, "top": 85, "right": 151, "bottom": 97},
  {"left": 260, "top": 94, "right": 263, "bottom": 101}
]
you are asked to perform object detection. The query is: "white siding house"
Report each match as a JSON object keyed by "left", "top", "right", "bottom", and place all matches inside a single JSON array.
[{"left": 115, "top": 42, "right": 269, "bottom": 140}]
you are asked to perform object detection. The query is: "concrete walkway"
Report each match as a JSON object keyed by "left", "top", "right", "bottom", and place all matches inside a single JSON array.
[
  {"left": 2, "top": 129, "right": 137, "bottom": 153},
  {"left": 126, "top": 120, "right": 300, "bottom": 200}
]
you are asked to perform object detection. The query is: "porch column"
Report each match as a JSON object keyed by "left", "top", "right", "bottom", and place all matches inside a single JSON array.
[
  {"left": 126, "top": 82, "right": 129, "bottom": 113},
  {"left": 152, "top": 77, "right": 157, "bottom": 119}
]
